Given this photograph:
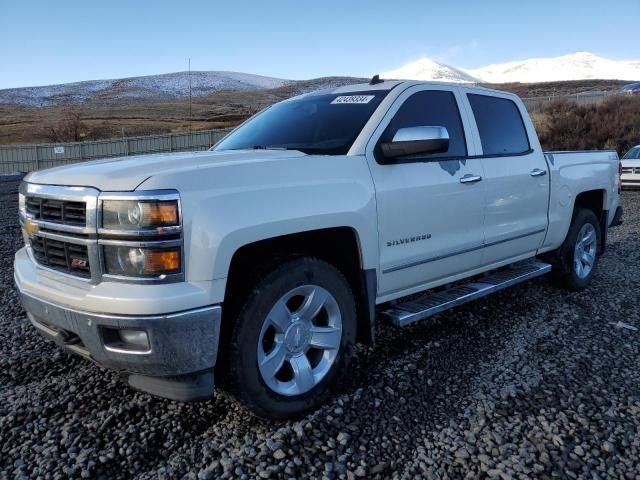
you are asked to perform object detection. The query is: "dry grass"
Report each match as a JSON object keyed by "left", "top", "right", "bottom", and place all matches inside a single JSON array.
[{"left": 533, "top": 95, "right": 640, "bottom": 154}]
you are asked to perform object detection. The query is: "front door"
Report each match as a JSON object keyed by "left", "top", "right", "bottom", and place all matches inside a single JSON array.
[{"left": 365, "top": 86, "right": 487, "bottom": 300}]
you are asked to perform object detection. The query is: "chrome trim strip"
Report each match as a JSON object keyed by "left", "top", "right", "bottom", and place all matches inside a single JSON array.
[
  {"left": 383, "top": 228, "right": 547, "bottom": 274},
  {"left": 32, "top": 229, "right": 94, "bottom": 246},
  {"left": 384, "top": 243, "right": 484, "bottom": 274},
  {"left": 100, "top": 272, "right": 184, "bottom": 284},
  {"left": 103, "top": 345, "right": 151, "bottom": 355},
  {"left": 484, "top": 228, "right": 546, "bottom": 248},
  {"left": 36, "top": 219, "right": 93, "bottom": 235},
  {"left": 98, "top": 225, "right": 182, "bottom": 237},
  {"left": 98, "top": 190, "right": 181, "bottom": 201},
  {"left": 98, "top": 238, "right": 182, "bottom": 248}
]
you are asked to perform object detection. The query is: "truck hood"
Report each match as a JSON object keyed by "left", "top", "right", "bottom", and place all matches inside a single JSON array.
[
  {"left": 25, "top": 149, "right": 306, "bottom": 191},
  {"left": 622, "top": 159, "right": 640, "bottom": 168}
]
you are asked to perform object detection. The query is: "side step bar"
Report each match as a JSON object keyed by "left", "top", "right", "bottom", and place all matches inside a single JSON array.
[{"left": 381, "top": 260, "right": 552, "bottom": 328}]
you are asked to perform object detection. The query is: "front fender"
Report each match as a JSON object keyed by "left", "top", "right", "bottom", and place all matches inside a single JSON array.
[{"left": 139, "top": 154, "right": 379, "bottom": 283}]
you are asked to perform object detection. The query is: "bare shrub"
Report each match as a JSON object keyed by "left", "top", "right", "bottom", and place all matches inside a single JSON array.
[
  {"left": 42, "top": 108, "right": 86, "bottom": 143},
  {"left": 534, "top": 96, "right": 640, "bottom": 155}
]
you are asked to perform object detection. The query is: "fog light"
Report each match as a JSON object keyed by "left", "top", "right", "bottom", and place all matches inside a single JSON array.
[
  {"left": 118, "top": 329, "right": 150, "bottom": 350},
  {"left": 103, "top": 326, "right": 151, "bottom": 352}
]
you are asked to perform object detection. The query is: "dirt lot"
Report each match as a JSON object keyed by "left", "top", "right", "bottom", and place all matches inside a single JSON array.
[{"left": 0, "top": 179, "right": 638, "bottom": 479}]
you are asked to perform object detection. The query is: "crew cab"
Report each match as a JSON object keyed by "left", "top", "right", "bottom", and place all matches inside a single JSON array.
[{"left": 14, "top": 79, "right": 623, "bottom": 418}]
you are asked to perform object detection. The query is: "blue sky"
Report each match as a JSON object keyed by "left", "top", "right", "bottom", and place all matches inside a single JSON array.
[{"left": 1, "top": 0, "right": 638, "bottom": 89}]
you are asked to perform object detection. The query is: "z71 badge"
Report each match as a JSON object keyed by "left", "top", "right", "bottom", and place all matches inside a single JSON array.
[{"left": 387, "top": 234, "right": 431, "bottom": 247}]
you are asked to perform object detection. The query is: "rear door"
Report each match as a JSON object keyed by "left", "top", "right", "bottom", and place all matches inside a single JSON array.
[
  {"left": 463, "top": 92, "right": 549, "bottom": 265},
  {"left": 365, "top": 85, "right": 487, "bottom": 299}
]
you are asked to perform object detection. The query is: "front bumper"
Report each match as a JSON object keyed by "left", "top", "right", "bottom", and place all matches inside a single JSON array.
[{"left": 16, "top": 284, "right": 221, "bottom": 401}]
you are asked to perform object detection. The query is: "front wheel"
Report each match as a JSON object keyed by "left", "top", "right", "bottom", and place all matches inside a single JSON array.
[
  {"left": 549, "top": 208, "right": 601, "bottom": 291},
  {"left": 226, "top": 257, "right": 357, "bottom": 418}
]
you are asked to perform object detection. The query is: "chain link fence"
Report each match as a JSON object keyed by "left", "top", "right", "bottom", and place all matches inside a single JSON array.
[
  {"left": 0, "top": 128, "right": 232, "bottom": 175},
  {"left": 521, "top": 90, "right": 613, "bottom": 111}
]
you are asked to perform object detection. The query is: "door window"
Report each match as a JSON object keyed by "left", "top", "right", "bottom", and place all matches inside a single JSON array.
[
  {"left": 467, "top": 94, "right": 530, "bottom": 156},
  {"left": 377, "top": 90, "right": 467, "bottom": 161}
]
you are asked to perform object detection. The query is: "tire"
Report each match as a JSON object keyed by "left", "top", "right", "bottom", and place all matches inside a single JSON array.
[
  {"left": 226, "top": 257, "right": 357, "bottom": 418},
  {"left": 549, "top": 208, "right": 601, "bottom": 291}
]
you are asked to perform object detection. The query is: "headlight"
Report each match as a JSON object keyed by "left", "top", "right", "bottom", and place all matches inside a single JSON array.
[
  {"left": 104, "top": 245, "right": 181, "bottom": 276},
  {"left": 99, "top": 191, "right": 183, "bottom": 281},
  {"left": 102, "top": 200, "right": 179, "bottom": 230}
]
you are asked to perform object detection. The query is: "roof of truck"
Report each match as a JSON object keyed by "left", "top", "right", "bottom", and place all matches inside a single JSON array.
[
  {"left": 288, "top": 79, "right": 520, "bottom": 105},
  {"left": 325, "top": 79, "right": 512, "bottom": 96}
]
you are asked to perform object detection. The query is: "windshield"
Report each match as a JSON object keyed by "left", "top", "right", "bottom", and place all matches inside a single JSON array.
[
  {"left": 213, "top": 91, "right": 389, "bottom": 155},
  {"left": 623, "top": 146, "right": 640, "bottom": 160}
]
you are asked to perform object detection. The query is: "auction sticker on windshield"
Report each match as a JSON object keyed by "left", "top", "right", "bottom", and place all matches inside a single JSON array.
[{"left": 331, "top": 95, "right": 375, "bottom": 104}]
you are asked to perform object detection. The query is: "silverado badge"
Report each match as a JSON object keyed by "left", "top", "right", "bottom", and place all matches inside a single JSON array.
[{"left": 387, "top": 233, "right": 431, "bottom": 247}]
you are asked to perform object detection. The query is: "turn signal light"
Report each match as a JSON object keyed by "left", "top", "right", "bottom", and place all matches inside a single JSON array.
[{"left": 145, "top": 249, "right": 180, "bottom": 273}]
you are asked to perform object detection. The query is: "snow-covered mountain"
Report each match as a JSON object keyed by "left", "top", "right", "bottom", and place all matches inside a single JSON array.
[
  {"left": 0, "top": 71, "right": 290, "bottom": 108},
  {"left": 3, "top": 52, "right": 639, "bottom": 108},
  {"left": 381, "top": 52, "right": 640, "bottom": 84},
  {"left": 466, "top": 52, "right": 640, "bottom": 83},
  {"left": 381, "top": 57, "right": 479, "bottom": 83}
]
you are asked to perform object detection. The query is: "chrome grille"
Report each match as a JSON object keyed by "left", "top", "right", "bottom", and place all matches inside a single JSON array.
[
  {"left": 25, "top": 196, "right": 87, "bottom": 225},
  {"left": 29, "top": 236, "right": 91, "bottom": 278},
  {"left": 21, "top": 183, "right": 99, "bottom": 282}
]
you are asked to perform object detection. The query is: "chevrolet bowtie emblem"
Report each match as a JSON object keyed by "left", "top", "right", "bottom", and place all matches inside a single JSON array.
[{"left": 24, "top": 217, "right": 39, "bottom": 237}]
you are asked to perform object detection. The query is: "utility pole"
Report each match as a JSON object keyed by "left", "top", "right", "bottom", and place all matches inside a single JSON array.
[{"left": 188, "top": 57, "right": 192, "bottom": 119}]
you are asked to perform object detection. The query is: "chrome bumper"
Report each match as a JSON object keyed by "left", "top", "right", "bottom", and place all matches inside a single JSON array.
[{"left": 17, "top": 287, "right": 222, "bottom": 401}]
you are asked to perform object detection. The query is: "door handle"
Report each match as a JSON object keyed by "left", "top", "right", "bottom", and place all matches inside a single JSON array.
[
  {"left": 530, "top": 168, "right": 547, "bottom": 177},
  {"left": 459, "top": 174, "right": 483, "bottom": 184}
]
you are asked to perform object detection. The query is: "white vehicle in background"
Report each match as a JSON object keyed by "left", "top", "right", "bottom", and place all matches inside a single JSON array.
[
  {"left": 15, "top": 77, "right": 624, "bottom": 418},
  {"left": 621, "top": 145, "right": 640, "bottom": 189}
]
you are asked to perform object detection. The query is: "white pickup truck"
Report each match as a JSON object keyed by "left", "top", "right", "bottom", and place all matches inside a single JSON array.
[{"left": 15, "top": 79, "right": 624, "bottom": 418}]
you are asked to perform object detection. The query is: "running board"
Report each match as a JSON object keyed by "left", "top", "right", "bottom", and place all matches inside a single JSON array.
[{"left": 381, "top": 260, "right": 552, "bottom": 328}]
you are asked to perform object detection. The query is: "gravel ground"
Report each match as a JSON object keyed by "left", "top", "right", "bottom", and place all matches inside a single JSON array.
[{"left": 1, "top": 178, "right": 639, "bottom": 480}]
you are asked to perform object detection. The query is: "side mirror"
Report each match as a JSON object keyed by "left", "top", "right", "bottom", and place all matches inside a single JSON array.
[{"left": 380, "top": 126, "right": 450, "bottom": 160}]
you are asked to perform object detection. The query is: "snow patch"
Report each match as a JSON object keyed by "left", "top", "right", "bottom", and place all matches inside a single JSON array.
[{"left": 381, "top": 58, "right": 479, "bottom": 83}]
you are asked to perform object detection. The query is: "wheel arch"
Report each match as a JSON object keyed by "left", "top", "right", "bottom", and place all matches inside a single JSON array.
[
  {"left": 222, "top": 227, "right": 378, "bottom": 347},
  {"left": 573, "top": 189, "right": 607, "bottom": 253}
]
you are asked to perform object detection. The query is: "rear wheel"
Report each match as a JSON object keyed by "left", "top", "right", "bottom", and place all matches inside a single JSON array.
[
  {"left": 549, "top": 208, "right": 600, "bottom": 291},
  {"left": 226, "top": 257, "right": 357, "bottom": 418}
]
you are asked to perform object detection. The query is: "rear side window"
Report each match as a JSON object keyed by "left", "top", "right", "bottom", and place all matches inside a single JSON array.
[
  {"left": 379, "top": 90, "right": 467, "bottom": 159},
  {"left": 467, "top": 94, "right": 531, "bottom": 156}
]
